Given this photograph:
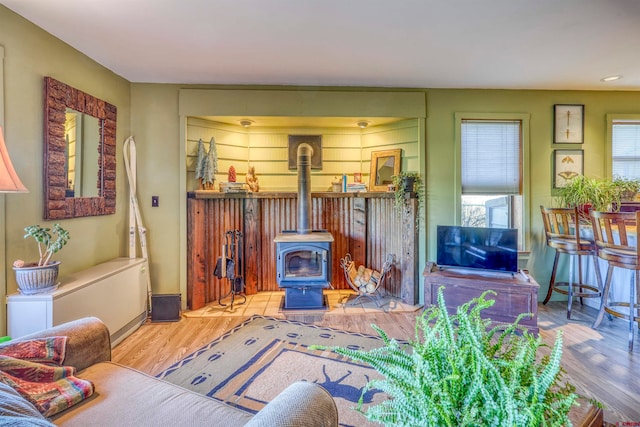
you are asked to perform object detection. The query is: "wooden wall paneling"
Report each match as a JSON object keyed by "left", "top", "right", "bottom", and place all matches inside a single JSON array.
[
  {"left": 337, "top": 197, "right": 352, "bottom": 289},
  {"left": 259, "top": 197, "right": 296, "bottom": 291},
  {"left": 205, "top": 198, "right": 244, "bottom": 303},
  {"left": 400, "top": 196, "right": 418, "bottom": 304},
  {"left": 243, "top": 197, "right": 259, "bottom": 295},
  {"left": 351, "top": 197, "right": 367, "bottom": 275},
  {"left": 208, "top": 199, "right": 224, "bottom": 303},
  {"left": 187, "top": 198, "right": 206, "bottom": 310},
  {"left": 186, "top": 193, "right": 416, "bottom": 308},
  {"left": 367, "top": 197, "right": 403, "bottom": 298},
  {"left": 258, "top": 199, "right": 271, "bottom": 292},
  {"left": 316, "top": 196, "right": 349, "bottom": 290}
]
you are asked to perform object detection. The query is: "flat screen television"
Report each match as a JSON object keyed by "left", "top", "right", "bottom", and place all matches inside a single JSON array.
[{"left": 436, "top": 225, "right": 518, "bottom": 273}]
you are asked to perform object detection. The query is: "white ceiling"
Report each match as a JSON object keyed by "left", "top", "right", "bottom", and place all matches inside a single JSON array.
[{"left": 2, "top": 0, "right": 640, "bottom": 91}]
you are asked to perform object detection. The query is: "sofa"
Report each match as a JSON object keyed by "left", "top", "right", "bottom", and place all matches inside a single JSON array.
[{"left": 0, "top": 317, "right": 339, "bottom": 426}]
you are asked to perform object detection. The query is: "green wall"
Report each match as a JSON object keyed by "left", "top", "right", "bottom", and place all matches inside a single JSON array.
[
  {"left": 0, "top": 6, "right": 131, "bottom": 334},
  {"left": 131, "top": 86, "right": 427, "bottom": 301},
  {"left": 130, "top": 83, "right": 182, "bottom": 295},
  {"left": 426, "top": 89, "right": 640, "bottom": 294},
  {"left": 4, "top": 4, "right": 640, "bottom": 334}
]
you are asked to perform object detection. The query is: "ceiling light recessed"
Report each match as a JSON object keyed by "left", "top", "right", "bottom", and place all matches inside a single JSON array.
[
  {"left": 240, "top": 119, "right": 254, "bottom": 127},
  {"left": 600, "top": 75, "right": 623, "bottom": 82},
  {"left": 357, "top": 121, "right": 369, "bottom": 129}
]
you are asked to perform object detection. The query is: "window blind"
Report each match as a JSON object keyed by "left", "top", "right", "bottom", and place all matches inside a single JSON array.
[
  {"left": 461, "top": 119, "right": 521, "bottom": 194},
  {"left": 612, "top": 121, "right": 640, "bottom": 179}
]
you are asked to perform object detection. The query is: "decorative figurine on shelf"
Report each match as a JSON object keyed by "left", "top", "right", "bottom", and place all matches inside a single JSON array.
[
  {"left": 246, "top": 165, "right": 259, "bottom": 192},
  {"left": 332, "top": 176, "right": 342, "bottom": 193},
  {"left": 195, "top": 137, "right": 218, "bottom": 190},
  {"left": 228, "top": 166, "right": 237, "bottom": 183}
]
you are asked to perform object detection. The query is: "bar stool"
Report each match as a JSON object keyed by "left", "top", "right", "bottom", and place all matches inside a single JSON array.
[
  {"left": 590, "top": 210, "right": 640, "bottom": 351},
  {"left": 540, "top": 206, "right": 602, "bottom": 319}
]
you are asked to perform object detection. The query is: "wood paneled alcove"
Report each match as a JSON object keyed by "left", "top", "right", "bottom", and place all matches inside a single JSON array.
[{"left": 187, "top": 192, "right": 418, "bottom": 310}]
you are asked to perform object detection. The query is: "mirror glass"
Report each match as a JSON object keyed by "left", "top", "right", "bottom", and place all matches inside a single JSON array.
[
  {"left": 44, "top": 76, "right": 117, "bottom": 219},
  {"left": 64, "top": 109, "right": 101, "bottom": 198}
]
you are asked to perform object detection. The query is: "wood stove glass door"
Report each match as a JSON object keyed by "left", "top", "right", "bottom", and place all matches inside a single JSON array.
[{"left": 284, "top": 249, "right": 326, "bottom": 279}]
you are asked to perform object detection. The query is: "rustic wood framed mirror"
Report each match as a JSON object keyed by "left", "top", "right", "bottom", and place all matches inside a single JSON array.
[
  {"left": 369, "top": 149, "right": 401, "bottom": 191},
  {"left": 43, "top": 77, "right": 116, "bottom": 219}
]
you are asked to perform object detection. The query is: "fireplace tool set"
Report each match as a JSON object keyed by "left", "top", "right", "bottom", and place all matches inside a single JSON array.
[{"left": 214, "top": 230, "right": 246, "bottom": 310}]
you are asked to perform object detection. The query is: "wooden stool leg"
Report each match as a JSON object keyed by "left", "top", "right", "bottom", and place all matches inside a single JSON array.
[
  {"left": 578, "top": 254, "right": 584, "bottom": 306},
  {"left": 592, "top": 254, "right": 604, "bottom": 297},
  {"left": 543, "top": 251, "right": 560, "bottom": 305},
  {"left": 629, "top": 271, "right": 637, "bottom": 352},
  {"left": 593, "top": 265, "right": 614, "bottom": 329},
  {"left": 567, "top": 254, "right": 574, "bottom": 319},
  {"left": 637, "top": 272, "right": 640, "bottom": 332}
]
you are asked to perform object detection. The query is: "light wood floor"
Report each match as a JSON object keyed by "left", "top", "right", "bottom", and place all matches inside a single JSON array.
[{"left": 112, "top": 299, "right": 640, "bottom": 425}]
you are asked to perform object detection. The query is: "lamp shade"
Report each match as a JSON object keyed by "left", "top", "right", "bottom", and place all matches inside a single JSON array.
[{"left": 0, "top": 126, "right": 28, "bottom": 193}]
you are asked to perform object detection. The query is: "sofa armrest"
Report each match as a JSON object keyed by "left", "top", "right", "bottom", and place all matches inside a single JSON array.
[
  {"left": 2, "top": 317, "right": 111, "bottom": 371},
  {"left": 245, "top": 381, "right": 338, "bottom": 427}
]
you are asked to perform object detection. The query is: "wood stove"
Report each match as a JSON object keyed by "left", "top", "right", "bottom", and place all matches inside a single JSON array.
[
  {"left": 274, "top": 142, "right": 333, "bottom": 309},
  {"left": 275, "top": 231, "right": 333, "bottom": 309}
]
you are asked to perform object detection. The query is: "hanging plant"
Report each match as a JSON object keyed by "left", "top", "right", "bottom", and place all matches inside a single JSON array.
[{"left": 391, "top": 172, "right": 424, "bottom": 228}]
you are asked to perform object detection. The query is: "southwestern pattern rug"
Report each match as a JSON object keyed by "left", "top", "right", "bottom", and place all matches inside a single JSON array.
[{"left": 157, "top": 315, "right": 392, "bottom": 427}]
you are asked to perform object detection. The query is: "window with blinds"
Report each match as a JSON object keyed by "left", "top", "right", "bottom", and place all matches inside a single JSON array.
[
  {"left": 461, "top": 119, "right": 522, "bottom": 195},
  {"left": 612, "top": 120, "right": 640, "bottom": 179},
  {"left": 459, "top": 119, "right": 524, "bottom": 250}
]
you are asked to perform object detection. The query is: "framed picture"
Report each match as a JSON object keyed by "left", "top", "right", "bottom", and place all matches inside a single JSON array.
[
  {"left": 288, "top": 135, "right": 322, "bottom": 170},
  {"left": 369, "top": 149, "right": 401, "bottom": 191},
  {"left": 554, "top": 149, "right": 584, "bottom": 188},
  {"left": 554, "top": 104, "right": 584, "bottom": 144}
]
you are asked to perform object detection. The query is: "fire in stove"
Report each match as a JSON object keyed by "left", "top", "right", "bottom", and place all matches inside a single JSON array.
[{"left": 274, "top": 142, "right": 334, "bottom": 309}]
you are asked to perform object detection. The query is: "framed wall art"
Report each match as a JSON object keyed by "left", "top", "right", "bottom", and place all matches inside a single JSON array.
[
  {"left": 554, "top": 149, "right": 583, "bottom": 188},
  {"left": 554, "top": 104, "right": 584, "bottom": 144},
  {"left": 288, "top": 135, "right": 322, "bottom": 170},
  {"left": 369, "top": 149, "right": 401, "bottom": 191}
]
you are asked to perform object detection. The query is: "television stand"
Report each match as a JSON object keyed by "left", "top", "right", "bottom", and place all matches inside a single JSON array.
[
  {"left": 437, "top": 266, "right": 530, "bottom": 282},
  {"left": 424, "top": 264, "right": 539, "bottom": 333}
]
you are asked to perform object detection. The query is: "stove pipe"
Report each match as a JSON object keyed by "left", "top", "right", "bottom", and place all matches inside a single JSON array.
[{"left": 297, "top": 143, "right": 313, "bottom": 234}]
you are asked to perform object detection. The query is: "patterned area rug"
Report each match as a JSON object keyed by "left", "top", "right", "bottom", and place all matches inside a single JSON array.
[{"left": 157, "top": 315, "right": 391, "bottom": 427}]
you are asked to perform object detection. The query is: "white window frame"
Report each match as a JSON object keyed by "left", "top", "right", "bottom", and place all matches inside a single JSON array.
[
  {"left": 455, "top": 112, "right": 531, "bottom": 251},
  {"left": 606, "top": 113, "right": 640, "bottom": 179}
]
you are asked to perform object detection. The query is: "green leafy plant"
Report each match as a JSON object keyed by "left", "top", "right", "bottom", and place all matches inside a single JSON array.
[
  {"left": 391, "top": 172, "right": 424, "bottom": 227},
  {"left": 612, "top": 176, "right": 640, "bottom": 201},
  {"left": 22, "top": 224, "right": 70, "bottom": 266},
  {"left": 314, "top": 289, "right": 578, "bottom": 426},
  {"left": 556, "top": 175, "right": 640, "bottom": 220}
]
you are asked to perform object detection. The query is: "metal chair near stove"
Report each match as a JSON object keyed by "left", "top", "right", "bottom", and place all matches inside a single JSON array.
[
  {"left": 540, "top": 206, "right": 603, "bottom": 319},
  {"left": 590, "top": 210, "right": 640, "bottom": 351},
  {"left": 340, "top": 253, "right": 395, "bottom": 307}
]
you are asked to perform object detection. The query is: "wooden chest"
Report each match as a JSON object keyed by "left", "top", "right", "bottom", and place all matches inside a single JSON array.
[{"left": 423, "top": 265, "right": 539, "bottom": 334}]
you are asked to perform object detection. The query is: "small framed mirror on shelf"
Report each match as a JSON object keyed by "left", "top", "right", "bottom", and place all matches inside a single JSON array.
[{"left": 369, "top": 149, "right": 401, "bottom": 191}]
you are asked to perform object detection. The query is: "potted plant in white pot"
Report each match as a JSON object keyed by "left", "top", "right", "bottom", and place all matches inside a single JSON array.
[{"left": 12, "top": 223, "right": 70, "bottom": 294}]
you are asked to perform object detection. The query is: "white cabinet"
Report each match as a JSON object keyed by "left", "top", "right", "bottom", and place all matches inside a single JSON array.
[{"left": 7, "top": 258, "right": 149, "bottom": 346}]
